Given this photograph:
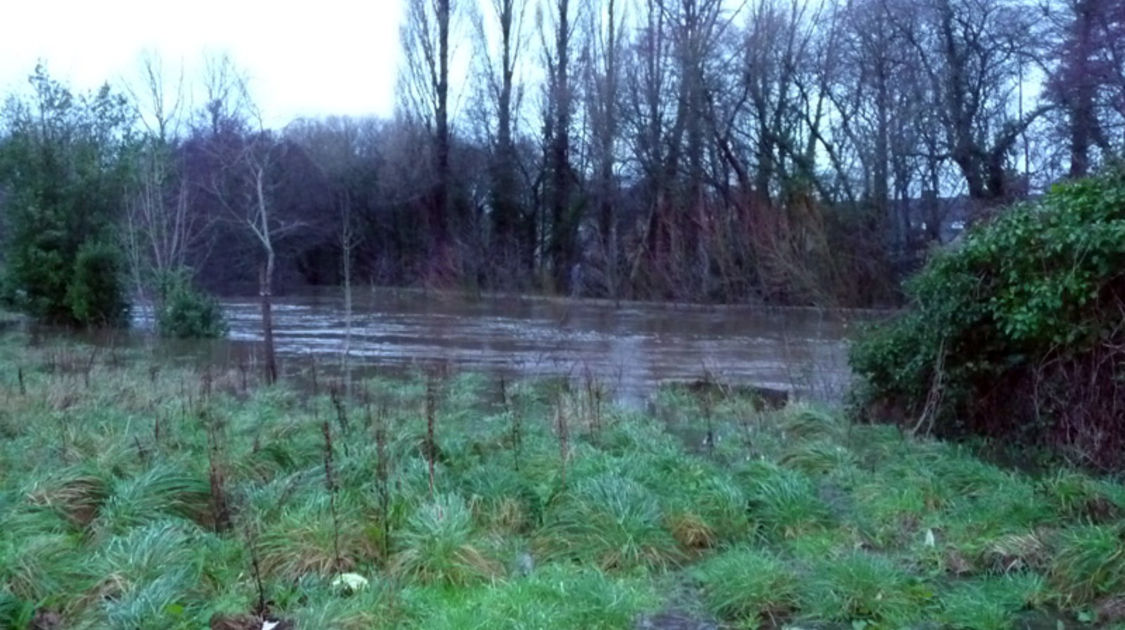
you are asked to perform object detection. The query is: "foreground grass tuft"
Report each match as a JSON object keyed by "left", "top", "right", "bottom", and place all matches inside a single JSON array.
[
  {"left": 1050, "top": 523, "right": 1125, "bottom": 605},
  {"left": 742, "top": 461, "right": 831, "bottom": 540},
  {"left": 538, "top": 473, "right": 684, "bottom": 571},
  {"left": 694, "top": 546, "right": 796, "bottom": 625},
  {"left": 799, "top": 550, "right": 926, "bottom": 626},
  {"left": 939, "top": 573, "right": 1047, "bottom": 630},
  {"left": 391, "top": 493, "right": 499, "bottom": 585}
]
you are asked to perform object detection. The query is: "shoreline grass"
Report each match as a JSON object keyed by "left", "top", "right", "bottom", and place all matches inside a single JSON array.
[{"left": 1, "top": 333, "right": 1124, "bottom": 629}]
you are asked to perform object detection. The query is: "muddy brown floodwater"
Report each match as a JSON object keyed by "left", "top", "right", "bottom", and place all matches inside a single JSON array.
[{"left": 133, "top": 288, "right": 872, "bottom": 405}]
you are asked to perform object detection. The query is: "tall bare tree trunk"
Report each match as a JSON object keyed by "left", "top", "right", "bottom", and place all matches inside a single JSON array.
[
  {"left": 341, "top": 199, "right": 354, "bottom": 399},
  {"left": 255, "top": 162, "right": 278, "bottom": 385},
  {"left": 492, "top": 0, "right": 521, "bottom": 274},
  {"left": 592, "top": 0, "right": 621, "bottom": 299},
  {"left": 547, "top": 0, "right": 574, "bottom": 293},
  {"left": 1066, "top": 0, "right": 1097, "bottom": 178},
  {"left": 401, "top": 0, "right": 458, "bottom": 277},
  {"left": 434, "top": 0, "right": 453, "bottom": 264},
  {"left": 259, "top": 255, "right": 277, "bottom": 385}
]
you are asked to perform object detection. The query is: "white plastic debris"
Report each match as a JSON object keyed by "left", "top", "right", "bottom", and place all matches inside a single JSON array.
[{"left": 331, "top": 572, "right": 370, "bottom": 593}]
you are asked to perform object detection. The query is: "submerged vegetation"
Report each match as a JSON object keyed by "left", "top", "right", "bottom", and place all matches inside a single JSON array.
[
  {"left": 1, "top": 333, "right": 1125, "bottom": 629},
  {"left": 153, "top": 268, "right": 228, "bottom": 340}
]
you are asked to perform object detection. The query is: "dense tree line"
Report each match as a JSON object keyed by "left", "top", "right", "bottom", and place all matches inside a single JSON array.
[
  {"left": 2, "top": 0, "right": 1124, "bottom": 323},
  {"left": 396, "top": 0, "right": 1125, "bottom": 304},
  {"left": 389, "top": 0, "right": 1125, "bottom": 305}
]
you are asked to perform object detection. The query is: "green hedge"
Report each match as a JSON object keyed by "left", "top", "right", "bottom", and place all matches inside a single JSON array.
[{"left": 850, "top": 169, "right": 1125, "bottom": 468}]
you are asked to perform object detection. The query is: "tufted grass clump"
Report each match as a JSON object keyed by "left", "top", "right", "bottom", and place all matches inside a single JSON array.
[
  {"left": 538, "top": 473, "right": 684, "bottom": 571},
  {"left": 462, "top": 462, "right": 543, "bottom": 534},
  {"left": 413, "top": 564, "right": 660, "bottom": 630},
  {"left": 256, "top": 491, "right": 380, "bottom": 580},
  {"left": 938, "top": 573, "right": 1047, "bottom": 630},
  {"left": 25, "top": 469, "right": 111, "bottom": 528},
  {"left": 1049, "top": 523, "right": 1125, "bottom": 606},
  {"left": 391, "top": 493, "right": 499, "bottom": 585},
  {"left": 779, "top": 439, "right": 856, "bottom": 475},
  {"left": 0, "top": 521, "right": 86, "bottom": 603},
  {"left": 1040, "top": 470, "right": 1124, "bottom": 523},
  {"left": 633, "top": 455, "right": 751, "bottom": 548},
  {"left": 781, "top": 403, "right": 844, "bottom": 441},
  {"left": 799, "top": 550, "right": 925, "bottom": 627},
  {"left": 279, "top": 574, "right": 392, "bottom": 630},
  {"left": 93, "top": 463, "right": 215, "bottom": 534},
  {"left": 742, "top": 461, "right": 832, "bottom": 540},
  {"left": 78, "top": 520, "right": 210, "bottom": 629},
  {"left": 694, "top": 546, "right": 797, "bottom": 625}
]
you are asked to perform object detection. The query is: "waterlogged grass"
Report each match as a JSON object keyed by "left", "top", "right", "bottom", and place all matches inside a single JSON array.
[{"left": 1, "top": 335, "right": 1125, "bottom": 629}]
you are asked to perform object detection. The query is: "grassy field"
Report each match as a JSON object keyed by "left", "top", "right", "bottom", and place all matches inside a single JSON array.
[{"left": 1, "top": 333, "right": 1124, "bottom": 629}]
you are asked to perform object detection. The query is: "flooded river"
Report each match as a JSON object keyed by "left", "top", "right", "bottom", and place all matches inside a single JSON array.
[{"left": 135, "top": 288, "right": 865, "bottom": 404}]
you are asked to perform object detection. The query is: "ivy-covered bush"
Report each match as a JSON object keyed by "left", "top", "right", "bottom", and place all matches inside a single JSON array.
[
  {"left": 850, "top": 169, "right": 1125, "bottom": 469},
  {"left": 155, "top": 268, "right": 227, "bottom": 339}
]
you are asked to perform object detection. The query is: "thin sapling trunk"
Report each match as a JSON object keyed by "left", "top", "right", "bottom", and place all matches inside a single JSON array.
[{"left": 322, "top": 419, "right": 343, "bottom": 572}]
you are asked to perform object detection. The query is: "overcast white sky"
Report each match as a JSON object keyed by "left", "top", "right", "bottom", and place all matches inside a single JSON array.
[{"left": 0, "top": 0, "right": 404, "bottom": 128}]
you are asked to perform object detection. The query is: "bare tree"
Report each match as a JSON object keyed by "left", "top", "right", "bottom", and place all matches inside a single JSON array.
[
  {"left": 1041, "top": 0, "right": 1125, "bottom": 177},
  {"left": 540, "top": 0, "right": 583, "bottom": 292},
  {"left": 622, "top": 0, "right": 675, "bottom": 290},
  {"left": 472, "top": 0, "right": 531, "bottom": 279},
  {"left": 281, "top": 115, "right": 374, "bottom": 392},
  {"left": 122, "top": 52, "right": 212, "bottom": 299},
  {"left": 400, "top": 0, "right": 463, "bottom": 276},
  {"left": 196, "top": 55, "right": 289, "bottom": 384},
  {"left": 888, "top": 0, "right": 1048, "bottom": 203},
  {"left": 584, "top": 0, "right": 626, "bottom": 297},
  {"left": 340, "top": 192, "right": 359, "bottom": 399},
  {"left": 665, "top": 0, "right": 727, "bottom": 289},
  {"left": 825, "top": 0, "right": 927, "bottom": 247}
]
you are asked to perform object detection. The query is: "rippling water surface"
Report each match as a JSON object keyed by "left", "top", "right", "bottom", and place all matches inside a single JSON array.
[{"left": 134, "top": 288, "right": 864, "bottom": 404}]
